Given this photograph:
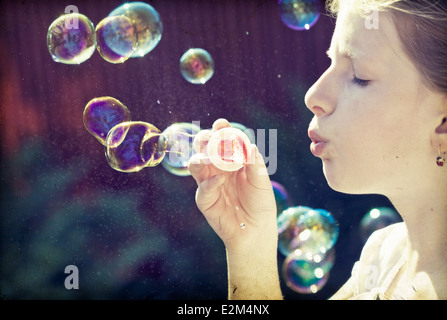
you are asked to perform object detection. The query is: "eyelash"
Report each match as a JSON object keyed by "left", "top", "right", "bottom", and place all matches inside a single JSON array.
[{"left": 352, "top": 77, "right": 370, "bottom": 87}]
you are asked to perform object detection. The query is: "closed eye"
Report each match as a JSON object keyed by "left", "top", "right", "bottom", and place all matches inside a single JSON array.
[{"left": 353, "top": 77, "right": 370, "bottom": 87}]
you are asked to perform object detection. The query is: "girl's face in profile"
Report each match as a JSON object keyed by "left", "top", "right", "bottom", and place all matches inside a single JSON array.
[{"left": 305, "top": 6, "right": 445, "bottom": 198}]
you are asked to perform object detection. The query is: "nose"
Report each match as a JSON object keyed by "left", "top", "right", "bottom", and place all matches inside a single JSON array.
[{"left": 304, "top": 68, "right": 336, "bottom": 117}]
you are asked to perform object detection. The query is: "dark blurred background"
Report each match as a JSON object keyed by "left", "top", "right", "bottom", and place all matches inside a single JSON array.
[{"left": 0, "top": 0, "right": 394, "bottom": 300}]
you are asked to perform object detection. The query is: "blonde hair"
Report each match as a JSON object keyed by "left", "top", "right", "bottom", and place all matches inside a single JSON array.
[{"left": 326, "top": 0, "right": 447, "bottom": 93}]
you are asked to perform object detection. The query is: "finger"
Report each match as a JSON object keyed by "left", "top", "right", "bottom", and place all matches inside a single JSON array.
[
  {"left": 188, "top": 153, "right": 212, "bottom": 185},
  {"left": 212, "top": 118, "right": 231, "bottom": 132},
  {"left": 245, "top": 144, "right": 271, "bottom": 189},
  {"left": 195, "top": 174, "right": 226, "bottom": 212},
  {"left": 192, "top": 129, "right": 212, "bottom": 153}
]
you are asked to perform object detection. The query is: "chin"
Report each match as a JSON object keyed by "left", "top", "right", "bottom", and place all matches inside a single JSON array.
[{"left": 322, "top": 161, "right": 376, "bottom": 195}]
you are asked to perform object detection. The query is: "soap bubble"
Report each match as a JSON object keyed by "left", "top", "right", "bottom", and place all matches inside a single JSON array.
[
  {"left": 96, "top": 15, "right": 138, "bottom": 64},
  {"left": 277, "top": 206, "right": 312, "bottom": 256},
  {"left": 296, "top": 208, "right": 339, "bottom": 257},
  {"left": 47, "top": 13, "right": 96, "bottom": 64},
  {"left": 278, "top": 0, "right": 320, "bottom": 31},
  {"left": 83, "top": 97, "right": 131, "bottom": 145},
  {"left": 271, "top": 181, "right": 293, "bottom": 216},
  {"left": 360, "top": 207, "right": 401, "bottom": 243},
  {"left": 109, "top": 2, "right": 163, "bottom": 57},
  {"left": 207, "top": 127, "right": 251, "bottom": 172},
  {"left": 105, "top": 121, "right": 166, "bottom": 173},
  {"left": 180, "top": 48, "right": 214, "bottom": 84},
  {"left": 160, "top": 122, "right": 201, "bottom": 176},
  {"left": 282, "top": 248, "right": 335, "bottom": 294},
  {"left": 278, "top": 206, "right": 338, "bottom": 257}
]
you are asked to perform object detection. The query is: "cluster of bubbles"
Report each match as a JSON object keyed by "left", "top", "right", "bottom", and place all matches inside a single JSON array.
[
  {"left": 277, "top": 203, "right": 339, "bottom": 294},
  {"left": 47, "top": 2, "right": 214, "bottom": 84},
  {"left": 83, "top": 96, "right": 255, "bottom": 176},
  {"left": 47, "top": 2, "right": 162, "bottom": 64},
  {"left": 278, "top": 0, "right": 321, "bottom": 31},
  {"left": 83, "top": 96, "right": 199, "bottom": 175},
  {"left": 273, "top": 182, "right": 402, "bottom": 295}
]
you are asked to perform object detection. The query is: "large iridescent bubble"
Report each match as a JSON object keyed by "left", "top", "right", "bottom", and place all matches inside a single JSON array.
[
  {"left": 83, "top": 97, "right": 131, "bottom": 145},
  {"left": 96, "top": 15, "right": 138, "bottom": 64},
  {"left": 109, "top": 2, "right": 163, "bottom": 57},
  {"left": 160, "top": 122, "right": 201, "bottom": 177},
  {"left": 180, "top": 48, "right": 215, "bottom": 84},
  {"left": 105, "top": 121, "right": 167, "bottom": 173},
  {"left": 359, "top": 207, "right": 401, "bottom": 243},
  {"left": 278, "top": 0, "right": 320, "bottom": 31},
  {"left": 282, "top": 248, "right": 335, "bottom": 294},
  {"left": 277, "top": 206, "right": 312, "bottom": 256},
  {"left": 278, "top": 206, "right": 338, "bottom": 257},
  {"left": 47, "top": 13, "right": 96, "bottom": 64},
  {"left": 296, "top": 208, "right": 339, "bottom": 256}
]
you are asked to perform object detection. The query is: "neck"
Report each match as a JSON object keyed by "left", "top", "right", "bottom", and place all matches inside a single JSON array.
[{"left": 388, "top": 182, "right": 447, "bottom": 272}]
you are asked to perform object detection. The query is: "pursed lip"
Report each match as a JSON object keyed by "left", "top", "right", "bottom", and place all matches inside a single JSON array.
[{"left": 308, "top": 128, "right": 328, "bottom": 157}]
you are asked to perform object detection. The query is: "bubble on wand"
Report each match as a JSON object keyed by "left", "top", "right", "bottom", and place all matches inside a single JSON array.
[{"left": 206, "top": 127, "right": 252, "bottom": 172}]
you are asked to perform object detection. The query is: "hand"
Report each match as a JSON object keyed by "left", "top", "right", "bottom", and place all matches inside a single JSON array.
[{"left": 188, "top": 119, "right": 278, "bottom": 253}]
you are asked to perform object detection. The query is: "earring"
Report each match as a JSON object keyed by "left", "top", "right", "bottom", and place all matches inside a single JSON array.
[{"left": 437, "top": 146, "right": 446, "bottom": 167}]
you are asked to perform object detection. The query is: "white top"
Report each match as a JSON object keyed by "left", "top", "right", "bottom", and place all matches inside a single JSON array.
[{"left": 331, "top": 222, "right": 408, "bottom": 300}]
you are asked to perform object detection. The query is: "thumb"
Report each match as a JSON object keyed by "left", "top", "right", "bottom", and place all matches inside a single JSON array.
[
  {"left": 195, "top": 174, "right": 226, "bottom": 212},
  {"left": 245, "top": 144, "right": 271, "bottom": 189}
]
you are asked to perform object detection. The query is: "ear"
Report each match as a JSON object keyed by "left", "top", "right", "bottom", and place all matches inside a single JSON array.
[
  {"left": 435, "top": 117, "right": 447, "bottom": 134},
  {"left": 434, "top": 116, "right": 447, "bottom": 154}
]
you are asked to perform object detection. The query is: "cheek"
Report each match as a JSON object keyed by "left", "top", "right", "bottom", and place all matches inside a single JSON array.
[
  {"left": 337, "top": 87, "right": 405, "bottom": 148},
  {"left": 324, "top": 94, "right": 406, "bottom": 192}
]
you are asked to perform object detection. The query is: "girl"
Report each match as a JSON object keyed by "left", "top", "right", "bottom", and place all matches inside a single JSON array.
[{"left": 188, "top": 0, "right": 447, "bottom": 300}]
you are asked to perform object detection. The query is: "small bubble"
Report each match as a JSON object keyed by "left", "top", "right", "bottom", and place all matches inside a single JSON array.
[
  {"left": 240, "top": 223, "right": 246, "bottom": 229},
  {"left": 83, "top": 96, "right": 131, "bottom": 145},
  {"left": 47, "top": 13, "right": 96, "bottom": 64},
  {"left": 180, "top": 48, "right": 214, "bottom": 84},
  {"left": 359, "top": 207, "right": 401, "bottom": 243},
  {"left": 278, "top": 0, "right": 320, "bottom": 31},
  {"left": 109, "top": 2, "right": 163, "bottom": 58},
  {"left": 159, "top": 122, "right": 201, "bottom": 177},
  {"left": 95, "top": 15, "right": 137, "bottom": 64}
]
